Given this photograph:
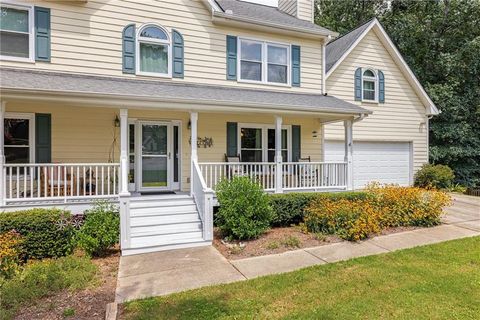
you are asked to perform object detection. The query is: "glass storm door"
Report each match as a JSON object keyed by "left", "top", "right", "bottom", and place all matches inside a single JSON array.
[{"left": 139, "top": 122, "right": 171, "bottom": 191}]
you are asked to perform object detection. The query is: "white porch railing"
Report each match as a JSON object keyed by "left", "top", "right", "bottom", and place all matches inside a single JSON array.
[
  {"left": 198, "top": 161, "right": 347, "bottom": 191},
  {"left": 282, "top": 162, "right": 347, "bottom": 190},
  {"left": 3, "top": 163, "right": 120, "bottom": 202},
  {"left": 198, "top": 162, "right": 277, "bottom": 191},
  {"left": 192, "top": 160, "right": 214, "bottom": 241}
]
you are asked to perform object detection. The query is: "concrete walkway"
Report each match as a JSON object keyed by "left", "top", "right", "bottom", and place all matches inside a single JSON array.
[{"left": 116, "top": 194, "right": 479, "bottom": 302}]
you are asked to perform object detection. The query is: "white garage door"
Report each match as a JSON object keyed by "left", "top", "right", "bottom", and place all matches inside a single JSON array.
[{"left": 324, "top": 141, "right": 411, "bottom": 189}]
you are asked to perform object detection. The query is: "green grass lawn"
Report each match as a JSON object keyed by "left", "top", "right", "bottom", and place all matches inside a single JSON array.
[{"left": 123, "top": 236, "right": 480, "bottom": 320}]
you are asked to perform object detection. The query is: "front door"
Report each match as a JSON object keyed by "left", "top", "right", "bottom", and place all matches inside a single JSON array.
[{"left": 138, "top": 121, "right": 171, "bottom": 191}]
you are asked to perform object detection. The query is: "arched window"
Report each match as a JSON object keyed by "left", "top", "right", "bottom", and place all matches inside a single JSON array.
[
  {"left": 362, "top": 69, "right": 377, "bottom": 101},
  {"left": 136, "top": 24, "right": 171, "bottom": 76}
]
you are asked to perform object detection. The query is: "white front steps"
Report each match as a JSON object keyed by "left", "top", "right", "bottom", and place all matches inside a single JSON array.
[{"left": 123, "top": 194, "right": 211, "bottom": 256}]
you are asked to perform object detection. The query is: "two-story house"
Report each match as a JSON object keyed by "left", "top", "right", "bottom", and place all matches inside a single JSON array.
[{"left": 0, "top": 0, "right": 438, "bottom": 255}]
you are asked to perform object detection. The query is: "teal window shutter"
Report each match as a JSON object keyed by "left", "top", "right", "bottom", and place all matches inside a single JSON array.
[
  {"left": 35, "top": 114, "right": 51, "bottom": 163},
  {"left": 226, "top": 122, "right": 238, "bottom": 157},
  {"left": 172, "top": 29, "right": 184, "bottom": 78},
  {"left": 378, "top": 70, "right": 385, "bottom": 103},
  {"left": 292, "top": 125, "right": 301, "bottom": 161},
  {"left": 354, "top": 67, "right": 362, "bottom": 101},
  {"left": 226, "top": 35, "right": 237, "bottom": 80},
  {"left": 122, "top": 24, "right": 136, "bottom": 74},
  {"left": 291, "top": 45, "right": 301, "bottom": 87},
  {"left": 34, "top": 7, "right": 51, "bottom": 62}
]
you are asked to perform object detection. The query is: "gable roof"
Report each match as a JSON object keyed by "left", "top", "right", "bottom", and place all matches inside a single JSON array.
[
  {"left": 325, "top": 19, "right": 373, "bottom": 73},
  {"left": 204, "top": 0, "right": 337, "bottom": 37},
  {"left": 325, "top": 18, "right": 439, "bottom": 115},
  {"left": 0, "top": 68, "right": 370, "bottom": 116}
]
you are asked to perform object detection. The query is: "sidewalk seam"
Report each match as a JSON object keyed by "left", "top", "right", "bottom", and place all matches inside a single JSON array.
[
  {"left": 302, "top": 248, "right": 329, "bottom": 264},
  {"left": 228, "top": 261, "right": 248, "bottom": 280}
]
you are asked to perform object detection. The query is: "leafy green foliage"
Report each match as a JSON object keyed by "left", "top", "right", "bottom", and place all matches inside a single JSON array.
[
  {"left": 215, "top": 176, "right": 273, "bottom": 240},
  {"left": 414, "top": 164, "right": 455, "bottom": 189},
  {"left": 269, "top": 191, "right": 370, "bottom": 226},
  {"left": 315, "top": 0, "right": 480, "bottom": 187},
  {"left": 0, "top": 209, "right": 76, "bottom": 260},
  {"left": 0, "top": 255, "right": 97, "bottom": 320},
  {"left": 76, "top": 201, "right": 120, "bottom": 256}
]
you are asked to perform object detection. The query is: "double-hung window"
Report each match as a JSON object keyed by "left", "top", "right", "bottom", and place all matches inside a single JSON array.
[
  {"left": 239, "top": 38, "right": 290, "bottom": 85},
  {"left": 4, "top": 113, "right": 34, "bottom": 164},
  {"left": 0, "top": 3, "right": 34, "bottom": 61},
  {"left": 362, "top": 69, "right": 377, "bottom": 101},
  {"left": 239, "top": 125, "right": 290, "bottom": 162},
  {"left": 137, "top": 24, "right": 171, "bottom": 76}
]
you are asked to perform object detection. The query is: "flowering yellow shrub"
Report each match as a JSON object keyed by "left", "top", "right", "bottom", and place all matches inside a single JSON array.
[
  {"left": 304, "top": 184, "right": 451, "bottom": 241},
  {"left": 0, "top": 230, "right": 24, "bottom": 279}
]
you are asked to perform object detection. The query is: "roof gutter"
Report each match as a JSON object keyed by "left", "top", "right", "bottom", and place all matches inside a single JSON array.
[{"left": 212, "top": 12, "right": 338, "bottom": 39}]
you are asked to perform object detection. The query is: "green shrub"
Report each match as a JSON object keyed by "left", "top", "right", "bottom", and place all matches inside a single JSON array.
[
  {"left": 414, "top": 164, "right": 455, "bottom": 189},
  {"left": 304, "top": 185, "right": 452, "bottom": 241},
  {"left": 269, "top": 191, "right": 370, "bottom": 226},
  {"left": 0, "top": 255, "right": 97, "bottom": 319},
  {"left": 0, "top": 209, "right": 76, "bottom": 260},
  {"left": 76, "top": 201, "right": 120, "bottom": 256},
  {"left": 215, "top": 176, "right": 273, "bottom": 240}
]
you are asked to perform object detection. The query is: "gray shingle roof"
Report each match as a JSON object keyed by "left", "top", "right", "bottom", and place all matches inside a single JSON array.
[
  {"left": 326, "top": 19, "right": 374, "bottom": 73},
  {"left": 0, "top": 68, "right": 370, "bottom": 115},
  {"left": 215, "top": 0, "right": 335, "bottom": 36}
]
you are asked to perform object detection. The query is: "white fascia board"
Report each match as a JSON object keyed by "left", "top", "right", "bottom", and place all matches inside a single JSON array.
[{"left": 325, "top": 18, "right": 439, "bottom": 115}]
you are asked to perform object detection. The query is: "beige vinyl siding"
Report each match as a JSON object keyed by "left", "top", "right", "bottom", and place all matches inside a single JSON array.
[
  {"left": 278, "top": 0, "right": 297, "bottom": 16},
  {"left": 297, "top": 0, "right": 313, "bottom": 22},
  {"left": 325, "top": 29, "right": 428, "bottom": 173},
  {"left": 0, "top": 0, "right": 322, "bottom": 93},
  {"left": 5, "top": 103, "right": 324, "bottom": 192}
]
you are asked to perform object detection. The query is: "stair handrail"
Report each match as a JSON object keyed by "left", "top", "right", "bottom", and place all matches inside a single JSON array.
[{"left": 192, "top": 159, "right": 214, "bottom": 241}]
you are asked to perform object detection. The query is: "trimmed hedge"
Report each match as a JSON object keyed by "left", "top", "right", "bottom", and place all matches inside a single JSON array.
[
  {"left": 414, "top": 164, "right": 455, "bottom": 189},
  {"left": 269, "top": 192, "right": 370, "bottom": 227},
  {"left": 0, "top": 209, "right": 76, "bottom": 260}
]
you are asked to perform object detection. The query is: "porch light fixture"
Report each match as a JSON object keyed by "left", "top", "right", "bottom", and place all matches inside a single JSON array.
[
  {"left": 187, "top": 120, "right": 191, "bottom": 130},
  {"left": 312, "top": 130, "right": 318, "bottom": 138},
  {"left": 114, "top": 115, "right": 120, "bottom": 127}
]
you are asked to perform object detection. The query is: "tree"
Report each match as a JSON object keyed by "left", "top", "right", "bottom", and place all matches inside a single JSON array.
[{"left": 315, "top": 0, "right": 480, "bottom": 187}]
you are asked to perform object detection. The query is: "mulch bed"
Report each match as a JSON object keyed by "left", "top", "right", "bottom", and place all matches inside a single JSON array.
[
  {"left": 213, "top": 227, "right": 342, "bottom": 260},
  {"left": 14, "top": 248, "right": 120, "bottom": 320},
  {"left": 214, "top": 225, "right": 426, "bottom": 260}
]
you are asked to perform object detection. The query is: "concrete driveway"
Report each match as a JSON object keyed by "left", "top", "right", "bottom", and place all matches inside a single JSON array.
[{"left": 116, "top": 193, "right": 479, "bottom": 303}]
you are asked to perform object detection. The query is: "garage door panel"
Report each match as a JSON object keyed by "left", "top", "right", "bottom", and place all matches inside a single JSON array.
[{"left": 325, "top": 141, "right": 411, "bottom": 189}]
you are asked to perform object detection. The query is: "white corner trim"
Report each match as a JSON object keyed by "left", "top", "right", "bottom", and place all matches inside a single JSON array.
[{"left": 325, "top": 18, "right": 439, "bottom": 115}]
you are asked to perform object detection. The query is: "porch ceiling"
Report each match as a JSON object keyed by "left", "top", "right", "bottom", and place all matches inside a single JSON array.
[{"left": 0, "top": 68, "right": 371, "bottom": 117}]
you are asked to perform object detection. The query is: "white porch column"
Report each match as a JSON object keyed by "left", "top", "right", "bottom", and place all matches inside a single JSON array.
[
  {"left": 119, "top": 108, "right": 130, "bottom": 196},
  {"left": 0, "top": 101, "right": 5, "bottom": 206},
  {"left": 275, "top": 115, "right": 283, "bottom": 193},
  {"left": 190, "top": 112, "right": 198, "bottom": 196},
  {"left": 344, "top": 120, "right": 354, "bottom": 190}
]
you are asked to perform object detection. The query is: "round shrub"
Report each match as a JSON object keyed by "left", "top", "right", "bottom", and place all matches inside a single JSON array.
[
  {"left": 414, "top": 164, "right": 455, "bottom": 189},
  {"left": 76, "top": 201, "right": 119, "bottom": 256},
  {"left": 215, "top": 176, "right": 273, "bottom": 240},
  {"left": 0, "top": 209, "right": 76, "bottom": 260}
]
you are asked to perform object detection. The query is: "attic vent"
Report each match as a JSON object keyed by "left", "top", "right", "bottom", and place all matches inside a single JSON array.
[{"left": 225, "top": 9, "right": 233, "bottom": 14}]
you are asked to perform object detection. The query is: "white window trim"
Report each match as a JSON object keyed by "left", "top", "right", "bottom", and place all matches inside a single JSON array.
[
  {"left": 237, "top": 37, "right": 291, "bottom": 87},
  {"left": 0, "top": 1, "right": 35, "bottom": 63},
  {"left": 361, "top": 68, "right": 379, "bottom": 103},
  {"left": 135, "top": 23, "right": 172, "bottom": 78},
  {"left": 4, "top": 112, "right": 35, "bottom": 164},
  {"left": 237, "top": 123, "right": 292, "bottom": 162}
]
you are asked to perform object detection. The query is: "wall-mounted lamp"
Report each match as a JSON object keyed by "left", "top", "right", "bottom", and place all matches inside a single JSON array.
[
  {"left": 312, "top": 130, "right": 318, "bottom": 138},
  {"left": 187, "top": 120, "right": 191, "bottom": 130},
  {"left": 114, "top": 115, "right": 120, "bottom": 128}
]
